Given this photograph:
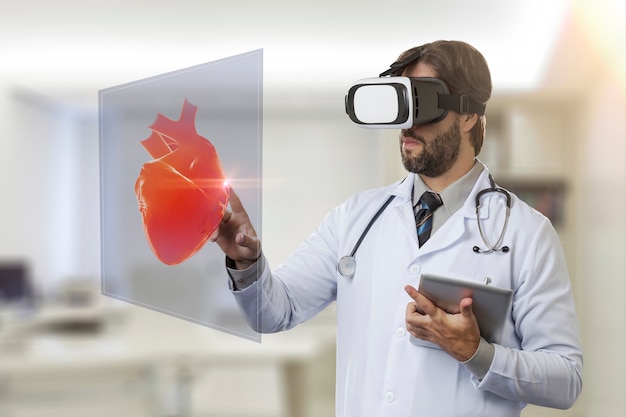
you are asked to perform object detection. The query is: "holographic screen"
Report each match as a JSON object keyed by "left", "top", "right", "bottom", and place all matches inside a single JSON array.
[{"left": 99, "top": 50, "right": 262, "bottom": 341}]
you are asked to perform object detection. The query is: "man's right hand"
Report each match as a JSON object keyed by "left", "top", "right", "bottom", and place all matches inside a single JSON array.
[{"left": 210, "top": 185, "right": 261, "bottom": 270}]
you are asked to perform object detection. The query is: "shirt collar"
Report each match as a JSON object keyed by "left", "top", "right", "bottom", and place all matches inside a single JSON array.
[{"left": 412, "top": 160, "right": 485, "bottom": 216}]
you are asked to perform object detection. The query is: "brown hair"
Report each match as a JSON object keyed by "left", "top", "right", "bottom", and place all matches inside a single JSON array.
[{"left": 398, "top": 40, "right": 492, "bottom": 155}]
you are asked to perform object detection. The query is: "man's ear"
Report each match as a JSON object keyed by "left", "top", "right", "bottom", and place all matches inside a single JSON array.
[{"left": 461, "top": 113, "right": 479, "bottom": 133}]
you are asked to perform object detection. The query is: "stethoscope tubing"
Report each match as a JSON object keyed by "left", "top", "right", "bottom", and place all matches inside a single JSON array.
[
  {"left": 348, "top": 195, "right": 396, "bottom": 257},
  {"left": 337, "top": 194, "right": 396, "bottom": 278},
  {"left": 338, "top": 174, "right": 512, "bottom": 278}
]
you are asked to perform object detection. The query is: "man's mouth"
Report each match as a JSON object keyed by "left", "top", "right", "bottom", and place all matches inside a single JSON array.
[{"left": 400, "top": 131, "right": 424, "bottom": 149}]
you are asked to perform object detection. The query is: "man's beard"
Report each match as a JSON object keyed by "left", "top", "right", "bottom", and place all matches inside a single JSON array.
[{"left": 400, "top": 119, "right": 461, "bottom": 177}]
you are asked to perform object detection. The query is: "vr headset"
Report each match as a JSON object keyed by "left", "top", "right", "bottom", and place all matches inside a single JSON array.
[{"left": 345, "top": 50, "right": 486, "bottom": 128}]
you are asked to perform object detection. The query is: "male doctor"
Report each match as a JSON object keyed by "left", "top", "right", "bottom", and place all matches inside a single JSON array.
[{"left": 211, "top": 40, "right": 583, "bottom": 416}]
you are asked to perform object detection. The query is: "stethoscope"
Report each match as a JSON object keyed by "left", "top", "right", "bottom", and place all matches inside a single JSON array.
[
  {"left": 472, "top": 174, "right": 511, "bottom": 254},
  {"left": 337, "top": 174, "right": 512, "bottom": 278}
]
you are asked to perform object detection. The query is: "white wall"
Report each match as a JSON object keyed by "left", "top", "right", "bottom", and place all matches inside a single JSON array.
[
  {"left": 262, "top": 92, "right": 387, "bottom": 264},
  {"left": 573, "top": 78, "right": 626, "bottom": 417},
  {"left": 0, "top": 88, "right": 101, "bottom": 294}
]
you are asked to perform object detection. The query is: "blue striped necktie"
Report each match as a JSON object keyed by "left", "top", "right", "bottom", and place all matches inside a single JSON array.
[{"left": 415, "top": 191, "right": 443, "bottom": 247}]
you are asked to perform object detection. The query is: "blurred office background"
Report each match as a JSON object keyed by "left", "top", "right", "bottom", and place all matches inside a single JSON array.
[{"left": 0, "top": 0, "right": 624, "bottom": 416}]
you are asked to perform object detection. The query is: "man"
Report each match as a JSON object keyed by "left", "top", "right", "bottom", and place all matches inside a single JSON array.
[{"left": 211, "top": 40, "right": 583, "bottom": 416}]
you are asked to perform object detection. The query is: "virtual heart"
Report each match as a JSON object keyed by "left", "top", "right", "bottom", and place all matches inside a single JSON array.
[{"left": 135, "top": 99, "right": 229, "bottom": 265}]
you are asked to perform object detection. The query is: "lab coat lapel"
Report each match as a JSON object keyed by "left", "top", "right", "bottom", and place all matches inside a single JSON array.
[{"left": 389, "top": 174, "right": 421, "bottom": 244}]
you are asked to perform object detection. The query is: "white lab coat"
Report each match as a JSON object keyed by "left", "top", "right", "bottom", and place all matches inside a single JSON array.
[{"left": 232, "top": 166, "right": 583, "bottom": 417}]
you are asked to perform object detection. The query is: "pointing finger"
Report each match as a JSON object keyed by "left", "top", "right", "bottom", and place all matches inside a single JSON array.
[{"left": 227, "top": 185, "right": 246, "bottom": 214}]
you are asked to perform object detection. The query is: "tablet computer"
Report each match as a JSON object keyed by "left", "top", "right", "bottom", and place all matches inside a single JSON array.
[{"left": 418, "top": 273, "right": 513, "bottom": 344}]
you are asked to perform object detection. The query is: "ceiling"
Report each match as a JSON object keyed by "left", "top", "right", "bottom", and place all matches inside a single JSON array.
[{"left": 0, "top": 0, "right": 623, "bottom": 103}]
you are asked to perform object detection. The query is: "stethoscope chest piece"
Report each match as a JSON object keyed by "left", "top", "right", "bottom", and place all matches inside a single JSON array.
[{"left": 338, "top": 255, "right": 357, "bottom": 278}]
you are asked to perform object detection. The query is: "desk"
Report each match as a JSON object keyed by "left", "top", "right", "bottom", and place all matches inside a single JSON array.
[{"left": 0, "top": 303, "right": 337, "bottom": 417}]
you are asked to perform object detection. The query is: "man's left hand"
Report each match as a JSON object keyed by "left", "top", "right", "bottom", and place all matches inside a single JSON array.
[{"left": 404, "top": 284, "right": 481, "bottom": 362}]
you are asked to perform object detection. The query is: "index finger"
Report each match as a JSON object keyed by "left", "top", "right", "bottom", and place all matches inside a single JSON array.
[
  {"left": 404, "top": 285, "right": 420, "bottom": 302},
  {"left": 227, "top": 185, "right": 246, "bottom": 214},
  {"left": 404, "top": 285, "right": 438, "bottom": 316}
]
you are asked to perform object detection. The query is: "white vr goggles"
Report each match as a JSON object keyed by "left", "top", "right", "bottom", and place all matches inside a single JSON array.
[{"left": 345, "top": 51, "right": 486, "bottom": 128}]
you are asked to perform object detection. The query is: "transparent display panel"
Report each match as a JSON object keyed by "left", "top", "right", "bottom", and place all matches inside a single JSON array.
[{"left": 99, "top": 50, "right": 262, "bottom": 341}]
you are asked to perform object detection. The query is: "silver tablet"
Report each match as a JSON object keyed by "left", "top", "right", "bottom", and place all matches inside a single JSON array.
[{"left": 418, "top": 273, "right": 513, "bottom": 344}]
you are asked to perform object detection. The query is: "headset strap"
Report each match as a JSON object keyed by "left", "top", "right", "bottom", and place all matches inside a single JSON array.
[
  {"left": 380, "top": 50, "right": 487, "bottom": 116},
  {"left": 438, "top": 93, "right": 486, "bottom": 116},
  {"left": 379, "top": 50, "right": 423, "bottom": 77}
]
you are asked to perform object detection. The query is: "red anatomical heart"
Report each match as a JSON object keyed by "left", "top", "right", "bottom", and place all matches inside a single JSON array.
[{"left": 135, "top": 99, "right": 229, "bottom": 265}]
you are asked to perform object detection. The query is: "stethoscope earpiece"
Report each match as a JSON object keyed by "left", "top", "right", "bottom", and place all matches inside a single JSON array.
[{"left": 473, "top": 245, "right": 510, "bottom": 254}]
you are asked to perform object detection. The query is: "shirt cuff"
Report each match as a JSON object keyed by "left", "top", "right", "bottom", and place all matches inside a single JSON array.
[
  {"left": 460, "top": 337, "right": 495, "bottom": 380},
  {"left": 226, "top": 254, "right": 264, "bottom": 291}
]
